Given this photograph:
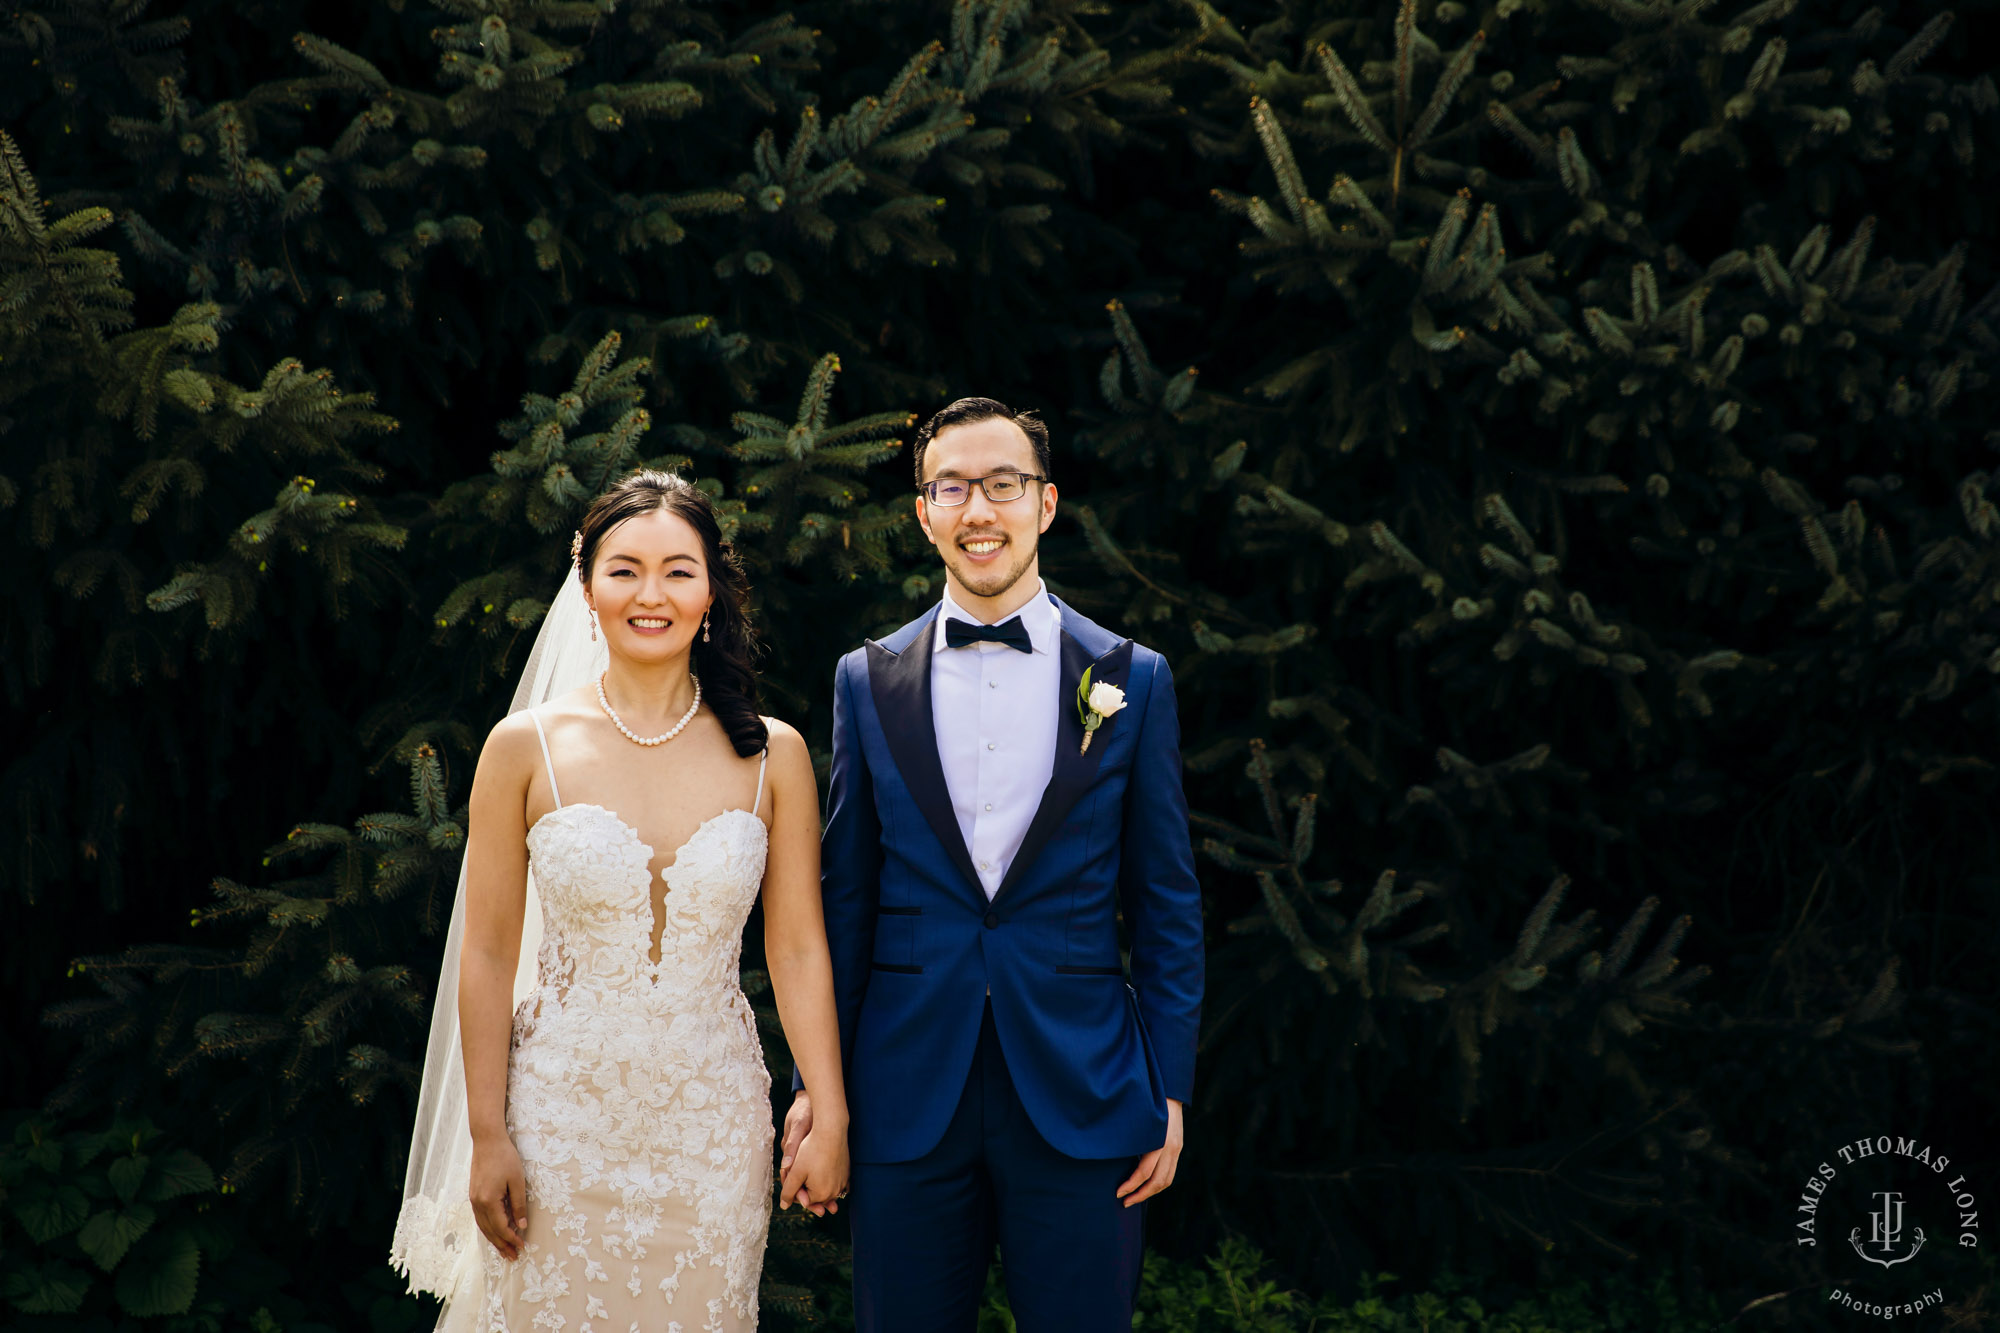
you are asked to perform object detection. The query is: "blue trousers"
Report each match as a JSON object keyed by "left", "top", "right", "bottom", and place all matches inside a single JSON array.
[{"left": 849, "top": 1004, "right": 1147, "bottom": 1332}]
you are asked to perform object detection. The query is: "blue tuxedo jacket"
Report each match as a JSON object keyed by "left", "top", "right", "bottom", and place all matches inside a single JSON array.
[{"left": 817, "top": 595, "right": 1204, "bottom": 1163}]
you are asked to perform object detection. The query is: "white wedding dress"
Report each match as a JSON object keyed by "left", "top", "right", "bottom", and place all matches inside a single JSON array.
[{"left": 471, "top": 711, "right": 774, "bottom": 1333}]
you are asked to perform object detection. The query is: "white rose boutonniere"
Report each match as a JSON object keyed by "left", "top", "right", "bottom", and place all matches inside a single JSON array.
[{"left": 1076, "top": 668, "right": 1127, "bottom": 754}]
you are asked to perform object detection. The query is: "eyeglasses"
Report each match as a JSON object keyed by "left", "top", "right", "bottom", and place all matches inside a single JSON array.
[{"left": 918, "top": 473, "right": 1046, "bottom": 506}]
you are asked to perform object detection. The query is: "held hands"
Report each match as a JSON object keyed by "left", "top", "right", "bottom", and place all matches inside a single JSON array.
[
  {"left": 470, "top": 1133, "right": 530, "bottom": 1261},
  {"left": 777, "top": 1090, "right": 849, "bottom": 1217},
  {"left": 1116, "top": 1098, "right": 1184, "bottom": 1208}
]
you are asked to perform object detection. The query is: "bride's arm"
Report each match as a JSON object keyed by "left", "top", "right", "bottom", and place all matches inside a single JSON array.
[
  {"left": 460, "top": 714, "right": 538, "bottom": 1260},
  {"left": 758, "top": 719, "right": 850, "bottom": 1215}
]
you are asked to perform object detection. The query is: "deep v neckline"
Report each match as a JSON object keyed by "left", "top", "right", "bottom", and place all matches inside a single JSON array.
[
  {"left": 528, "top": 803, "right": 766, "bottom": 967},
  {"left": 523, "top": 710, "right": 772, "bottom": 967}
]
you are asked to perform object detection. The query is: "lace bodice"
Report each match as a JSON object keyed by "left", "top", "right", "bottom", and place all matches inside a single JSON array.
[
  {"left": 520, "top": 802, "right": 769, "bottom": 1019},
  {"left": 469, "top": 715, "right": 773, "bottom": 1333}
]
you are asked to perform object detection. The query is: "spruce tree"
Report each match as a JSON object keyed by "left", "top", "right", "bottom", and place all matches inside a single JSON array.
[
  {"left": 1061, "top": 0, "right": 1995, "bottom": 1297},
  {"left": 0, "top": 120, "right": 407, "bottom": 1082}
]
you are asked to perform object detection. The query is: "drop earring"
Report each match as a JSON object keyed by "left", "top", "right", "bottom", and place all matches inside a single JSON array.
[
  {"left": 589, "top": 606, "right": 599, "bottom": 642},
  {"left": 702, "top": 609, "right": 712, "bottom": 642}
]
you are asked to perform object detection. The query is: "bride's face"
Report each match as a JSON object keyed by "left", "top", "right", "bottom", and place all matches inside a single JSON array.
[{"left": 584, "top": 508, "right": 713, "bottom": 664}]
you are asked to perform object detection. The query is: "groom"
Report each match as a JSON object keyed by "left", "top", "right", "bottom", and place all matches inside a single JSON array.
[{"left": 783, "top": 398, "right": 1204, "bottom": 1330}]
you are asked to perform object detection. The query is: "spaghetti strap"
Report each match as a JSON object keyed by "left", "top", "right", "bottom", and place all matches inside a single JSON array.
[
  {"left": 751, "top": 748, "right": 770, "bottom": 819},
  {"left": 527, "top": 710, "right": 562, "bottom": 808}
]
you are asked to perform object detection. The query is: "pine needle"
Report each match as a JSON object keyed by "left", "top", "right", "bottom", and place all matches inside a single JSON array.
[
  {"left": 1885, "top": 11, "right": 1952, "bottom": 81},
  {"left": 1601, "top": 896, "right": 1659, "bottom": 979},
  {"left": 1410, "top": 31, "right": 1485, "bottom": 147},
  {"left": 1248, "top": 99, "right": 1321, "bottom": 241},
  {"left": 1392, "top": 0, "right": 1418, "bottom": 139},
  {"left": 1513, "top": 875, "right": 1569, "bottom": 966},
  {"left": 1314, "top": 44, "right": 1392, "bottom": 152}
]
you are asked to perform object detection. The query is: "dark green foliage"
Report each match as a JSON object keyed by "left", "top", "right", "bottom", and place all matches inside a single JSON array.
[
  {"left": 0, "top": 1111, "right": 435, "bottom": 1332},
  {"left": 0, "top": 116, "right": 403, "bottom": 911},
  {"left": 4, "top": 0, "right": 1997, "bottom": 1327},
  {"left": 2, "top": 1116, "right": 219, "bottom": 1324},
  {"left": 1057, "top": 0, "right": 2000, "bottom": 1304},
  {"left": 967, "top": 1240, "right": 1729, "bottom": 1332}
]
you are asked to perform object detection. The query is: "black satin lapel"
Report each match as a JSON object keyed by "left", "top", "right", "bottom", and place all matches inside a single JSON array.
[
  {"left": 866, "top": 631, "right": 983, "bottom": 897},
  {"left": 992, "top": 634, "right": 1135, "bottom": 905}
]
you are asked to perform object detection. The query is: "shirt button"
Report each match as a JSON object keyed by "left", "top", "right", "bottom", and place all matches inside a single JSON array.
[
  {"left": 988, "top": 681, "right": 997, "bottom": 689},
  {"left": 986, "top": 741, "right": 996, "bottom": 750},
  {"left": 979, "top": 860, "right": 989, "bottom": 870},
  {"left": 984, "top": 803, "right": 993, "bottom": 811}
]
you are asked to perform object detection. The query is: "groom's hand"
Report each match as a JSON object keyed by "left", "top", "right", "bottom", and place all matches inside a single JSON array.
[
  {"left": 779, "top": 1090, "right": 825, "bottom": 1215},
  {"left": 781, "top": 1090, "right": 812, "bottom": 1171},
  {"left": 1116, "top": 1099, "right": 1184, "bottom": 1208}
]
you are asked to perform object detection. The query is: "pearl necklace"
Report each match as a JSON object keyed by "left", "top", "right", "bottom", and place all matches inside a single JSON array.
[{"left": 596, "top": 670, "right": 701, "bottom": 746}]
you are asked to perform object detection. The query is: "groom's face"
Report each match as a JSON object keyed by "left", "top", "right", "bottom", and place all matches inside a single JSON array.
[{"left": 916, "top": 417, "right": 1057, "bottom": 606}]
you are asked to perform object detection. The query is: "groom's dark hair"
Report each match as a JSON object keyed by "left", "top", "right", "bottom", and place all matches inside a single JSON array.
[{"left": 912, "top": 397, "right": 1051, "bottom": 484}]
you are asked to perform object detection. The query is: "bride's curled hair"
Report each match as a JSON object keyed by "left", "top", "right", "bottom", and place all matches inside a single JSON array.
[{"left": 574, "top": 470, "right": 768, "bottom": 758}]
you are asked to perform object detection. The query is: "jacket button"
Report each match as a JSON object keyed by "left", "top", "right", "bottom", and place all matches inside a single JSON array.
[{"left": 983, "top": 912, "right": 999, "bottom": 930}]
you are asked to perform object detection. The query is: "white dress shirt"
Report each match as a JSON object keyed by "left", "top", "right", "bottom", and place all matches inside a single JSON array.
[{"left": 931, "top": 580, "right": 1062, "bottom": 900}]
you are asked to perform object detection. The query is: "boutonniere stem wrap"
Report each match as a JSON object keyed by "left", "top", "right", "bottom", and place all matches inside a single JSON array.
[{"left": 1076, "top": 667, "right": 1127, "bottom": 754}]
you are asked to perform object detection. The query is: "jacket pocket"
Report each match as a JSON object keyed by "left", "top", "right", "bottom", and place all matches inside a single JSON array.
[
  {"left": 877, "top": 905, "right": 922, "bottom": 916},
  {"left": 870, "top": 962, "right": 924, "bottom": 974}
]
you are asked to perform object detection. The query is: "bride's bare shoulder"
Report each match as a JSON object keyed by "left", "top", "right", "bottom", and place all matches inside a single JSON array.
[
  {"left": 533, "top": 686, "right": 601, "bottom": 724},
  {"left": 481, "top": 690, "right": 584, "bottom": 767},
  {"left": 486, "top": 690, "right": 595, "bottom": 742},
  {"left": 758, "top": 715, "right": 806, "bottom": 752},
  {"left": 758, "top": 716, "right": 814, "bottom": 781},
  {"left": 477, "top": 711, "right": 541, "bottom": 782}
]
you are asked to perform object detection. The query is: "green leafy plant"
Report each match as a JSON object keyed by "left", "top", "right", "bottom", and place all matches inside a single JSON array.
[{"left": 1, "top": 1116, "right": 218, "bottom": 1323}]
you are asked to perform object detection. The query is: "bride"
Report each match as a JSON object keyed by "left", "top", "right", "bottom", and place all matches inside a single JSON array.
[{"left": 392, "top": 470, "right": 850, "bottom": 1332}]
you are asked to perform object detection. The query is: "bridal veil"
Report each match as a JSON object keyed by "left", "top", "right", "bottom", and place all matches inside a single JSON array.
[{"left": 389, "top": 572, "right": 604, "bottom": 1329}]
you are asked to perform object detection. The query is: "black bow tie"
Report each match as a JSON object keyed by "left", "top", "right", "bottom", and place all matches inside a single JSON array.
[{"left": 945, "top": 616, "right": 1033, "bottom": 653}]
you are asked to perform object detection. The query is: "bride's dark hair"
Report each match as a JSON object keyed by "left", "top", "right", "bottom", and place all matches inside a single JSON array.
[{"left": 574, "top": 471, "right": 768, "bottom": 758}]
